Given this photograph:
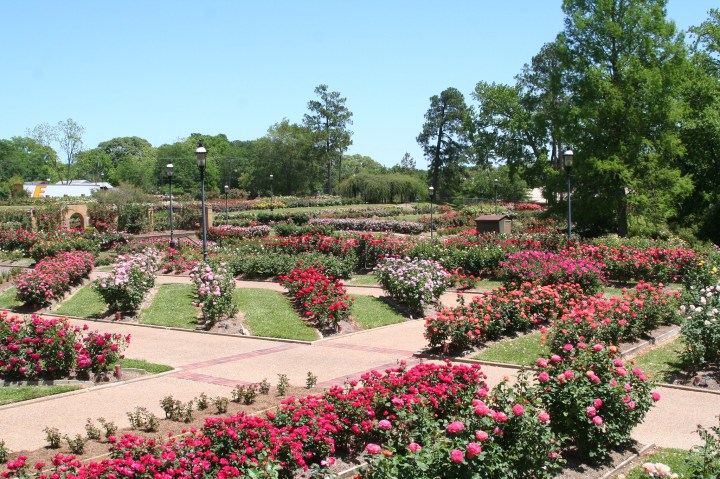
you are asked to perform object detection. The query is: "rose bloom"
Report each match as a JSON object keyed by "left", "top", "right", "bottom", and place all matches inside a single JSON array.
[
  {"left": 538, "top": 411, "right": 551, "bottom": 423},
  {"left": 512, "top": 404, "right": 525, "bottom": 416},
  {"left": 593, "top": 344, "right": 604, "bottom": 351},
  {"left": 366, "top": 443, "right": 382, "bottom": 454},
  {"left": 586, "top": 406, "right": 597, "bottom": 418},
  {"left": 550, "top": 354, "right": 562, "bottom": 363},
  {"left": 593, "top": 398, "right": 603, "bottom": 408},
  {"left": 494, "top": 411, "right": 508, "bottom": 423},
  {"left": 466, "top": 442, "right": 482, "bottom": 458},
  {"left": 651, "top": 391, "right": 661, "bottom": 402},
  {"left": 447, "top": 421, "right": 465, "bottom": 433},
  {"left": 450, "top": 449, "right": 464, "bottom": 463},
  {"left": 475, "top": 430, "right": 489, "bottom": 441},
  {"left": 593, "top": 416, "right": 604, "bottom": 426},
  {"left": 378, "top": 419, "right": 392, "bottom": 430},
  {"left": 538, "top": 372, "right": 550, "bottom": 382},
  {"left": 536, "top": 357, "right": 549, "bottom": 368},
  {"left": 408, "top": 442, "right": 422, "bottom": 453}
]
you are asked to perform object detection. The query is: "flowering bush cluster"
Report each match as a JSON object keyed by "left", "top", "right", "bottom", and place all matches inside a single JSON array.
[
  {"left": 0, "top": 312, "right": 129, "bottom": 380},
  {"left": 534, "top": 342, "right": 659, "bottom": 459},
  {"left": 205, "top": 224, "right": 271, "bottom": 243},
  {"left": 680, "top": 281, "right": 720, "bottom": 367},
  {"left": 87, "top": 202, "right": 117, "bottom": 232},
  {"left": 264, "top": 234, "right": 358, "bottom": 257},
  {"left": 309, "top": 217, "right": 424, "bottom": 234},
  {"left": 374, "top": 257, "right": 451, "bottom": 315},
  {"left": 499, "top": 250, "right": 605, "bottom": 294},
  {"left": 0, "top": 229, "right": 39, "bottom": 255},
  {"left": 278, "top": 266, "right": 352, "bottom": 331},
  {"left": 159, "top": 245, "right": 201, "bottom": 274},
  {"left": 94, "top": 248, "right": 161, "bottom": 312},
  {"left": 549, "top": 282, "right": 681, "bottom": 351},
  {"left": 190, "top": 262, "right": 238, "bottom": 326},
  {"left": 418, "top": 211, "right": 473, "bottom": 229},
  {"left": 14, "top": 251, "right": 94, "bottom": 306},
  {"left": 27, "top": 235, "right": 99, "bottom": 261},
  {"left": 0, "top": 362, "right": 565, "bottom": 479},
  {"left": 355, "top": 233, "right": 411, "bottom": 269},
  {"left": 573, "top": 242, "right": 697, "bottom": 283},
  {"left": 425, "top": 282, "right": 586, "bottom": 351}
]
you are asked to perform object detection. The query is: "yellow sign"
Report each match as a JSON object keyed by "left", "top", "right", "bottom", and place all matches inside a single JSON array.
[{"left": 33, "top": 185, "right": 47, "bottom": 198}]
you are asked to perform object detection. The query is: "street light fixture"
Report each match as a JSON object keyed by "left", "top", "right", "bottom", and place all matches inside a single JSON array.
[
  {"left": 429, "top": 186, "right": 435, "bottom": 242},
  {"left": 563, "top": 149, "right": 574, "bottom": 240},
  {"left": 494, "top": 178, "right": 499, "bottom": 214},
  {"left": 224, "top": 185, "right": 229, "bottom": 226},
  {"left": 166, "top": 163, "right": 176, "bottom": 249},
  {"left": 196, "top": 141, "right": 208, "bottom": 262},
  {"left": 270, "top": 174, "right": 274, "bottom": 212}
]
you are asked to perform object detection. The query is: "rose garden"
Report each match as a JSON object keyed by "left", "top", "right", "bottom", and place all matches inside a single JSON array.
[{"left": 0, "top": 197, "right": 719, "bottom": 479}]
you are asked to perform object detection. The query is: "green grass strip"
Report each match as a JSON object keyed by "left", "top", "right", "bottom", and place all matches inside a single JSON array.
[
  {"left": 348, "top": 273, "right": 379, "bottom": 286},
  {"left": 351, "top": 295, "right": 406, "bottom": 329},
  {"left": 0, "top": 385, "right": 81, "bottom": 405},
  {"left": 119, "top": 358, "right": 174, "bottom": 374},
  {"left": 139, "top": 284, "right": 198, "bottom": 329},
  {"left": 622, "top": 448, "right": 691, "bottom": 479},
  {"left": 631, "top": 337, "right": 686, "bottom": 383},
  {"left": 0, "top": 287, "right": 22, "bottom": 309},
  {"left": 472, "top": 331, "right": 549, "bottom": 366},
  {"left": 55, "top": 284, "right": 107, "bottom": 318},
  {"left": 234, "top": 288, "right": 317, "bottom": 341}
]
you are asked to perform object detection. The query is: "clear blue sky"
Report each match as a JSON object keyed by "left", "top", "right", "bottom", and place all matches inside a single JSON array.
[{"left": 2, "top": 1, "right": 716, "bottom": 169}]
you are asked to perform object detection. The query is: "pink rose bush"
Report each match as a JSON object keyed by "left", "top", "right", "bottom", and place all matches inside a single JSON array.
[
  {"left": 14, "top": 251, "right": 94, "bottom": 306},
  {"left": 206, "top": 224, "right": 271, "bottom": 244},
  {"left": 534, "top": 342, "right": 657, "bottom": 459},
  {"left": 94, "top": 248, "right": 160, "bottom": 312},
  {"left": 499, "top": 250, "right": 605, "bottom": 294},
  {"left": 190, "top": 262, "right": 238, "bottom": 326},
  {"left": 0, "top": 311, "right": 129, "bottom": 380},
  {"left": 279, "top": 266, "right": 352, "bottom": 331}
]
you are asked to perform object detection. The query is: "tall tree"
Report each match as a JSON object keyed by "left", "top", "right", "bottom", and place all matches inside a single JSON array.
[
  {"left": 417, "top": 87, "right": 471, "bottom": 197},
  {"left": 560, "top": 0, "right": 691, "bottom": 236},
  {"left": 27, "top": 119, "right": 85, "bottom": 184},
  {"left": 303, "top": 84, "right": 353, "bottom": 194}
]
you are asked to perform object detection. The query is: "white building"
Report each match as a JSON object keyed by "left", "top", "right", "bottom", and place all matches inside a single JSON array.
[{"left": 22, "top": 180, "right": 112, "bottom": 198}]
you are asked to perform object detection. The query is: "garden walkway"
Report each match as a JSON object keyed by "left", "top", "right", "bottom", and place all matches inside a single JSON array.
[{"left": 0, "top": 276, "right": 718, "bottom": 455}]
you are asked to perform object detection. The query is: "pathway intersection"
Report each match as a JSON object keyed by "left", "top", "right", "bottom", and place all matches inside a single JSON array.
[{"left": 0, "top": 275, "right": 718, "bottom": 457}]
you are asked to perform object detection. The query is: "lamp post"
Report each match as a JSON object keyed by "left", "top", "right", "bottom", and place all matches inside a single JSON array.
[
  {"left": 196, "top": 141, "right": 208, "bottom": 262},
  {"left": 429, "top": 186, "right": 435, "bottom": 242},
  {"left": 494, "top": 178, "right": 499, "bottom": 214},
  {"left": 224, "top": 185, "right": 229, "bottom": 226},
  {"left": 269, "top": 174, "right": 274, "bottom": 212},
  {"left": 563, "top": 149, "right": 574, "bottom": 240},
  {"left": 166, "top": 163, "right": 176, "bottom": 249}
]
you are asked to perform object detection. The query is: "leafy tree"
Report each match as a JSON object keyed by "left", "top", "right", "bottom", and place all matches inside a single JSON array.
[
  {"left": 560, "top": 0, "right": 692, "bottom": 236},
  {"left": 0, "top": 137, "right": 57, "bottom": 183},
  {"left": 303, "top": 84, "right": 353, "bottom": 194},
  {"left": 417, "top": 87, "right": 472, "bottom": 198},
  {"left": 338, "top": 173, "right": 426, "bottom": 203},
  {"left": 26, "top": 119, "right": 85, "bottom": 184}
]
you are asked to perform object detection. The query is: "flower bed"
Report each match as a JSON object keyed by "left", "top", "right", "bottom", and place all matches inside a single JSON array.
[
  {"left": 14, "top": 251, "right": 95, "bottom": 306},
  {"left": 499, "top": 250, "right": 605, "bottom": 294},
  {"left": 680, "top": 280, "right": 720, "bottom": 367},
  {"left": 0, "top": 312, "right": 129, "bottom": 380},
  {"left": 374, "top": 257, "right": 451, "bottom": 315},
  {"left": 548, "top": 282, "right": 681, "bottom": 351},
  {"left": 425, "top": 282, "right": 586, "bottom": 351},
  {"left": 309, "top": 218, "right": 424, "bottom": 234},
  {"left": 205, "top": 225, "right": 271, "bottom": 244},
  {"left": 94, "top": 248, "right": 161, "bottom": 312},
  {"left": 278, "top": 266, "right": 352, "bottom": 331},
  {"left": 0, "top": 229, "right": 39, "bottom": 255}
]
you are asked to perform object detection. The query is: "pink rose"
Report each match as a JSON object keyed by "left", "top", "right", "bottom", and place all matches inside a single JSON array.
[
  {"left": 538, "top": 372, "right": 550, "bottom": 382},
  {"left": 512, "top": 404, "right": 525, "bottom": 416},
  {"left": 408, "top": 442, "right": 422, "bottom": 453},
  {"left": 475, "top": 430, "right": 489, "bottom": 441},
  {"left": 538, "top": 411, "right": 551, "bottom": 423},
  {"left": 586, "top": 406, "right": 596, "bottom": 418},
  {"left": 593, "top": 398, "right": 603, "bottom": 408},
  {"left": 450, "top": 449, "right": 464, "bottom": 463},
  {"left": 378, "top": 420, "right": 392, "bottom": 430},
  {"left": 466, "top": 442, "right": 482, "bottom": 458},
  {"left": 651, "top": 392, "right": 661, "bottom": 402},
  {"left": 366, "top": 443, "right": 382, "bottom": 454},
  {"left": 447, "top": 421, "right": 465, "bottom": 433},
  {"left": 593, "top": 416, "right": 604, "bottom": 426}
]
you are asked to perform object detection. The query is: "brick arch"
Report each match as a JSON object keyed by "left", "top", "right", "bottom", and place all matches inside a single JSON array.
[{"left": 63, "top": 204, "right": 89, "bottom": 229}]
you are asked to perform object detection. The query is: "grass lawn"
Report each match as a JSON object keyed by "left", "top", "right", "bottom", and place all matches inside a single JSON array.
[
  {"left": 119, "top": 358, "right": 174, "bottom": 374},
  {"left": 474, "top": 279, "right": 504, "bottom": 290},
  {"left": 234, "top": 288, "right": 317, "bottom": 341},
  {"left": 55, "top": 284, "right": 107, "bottom": 318},
  {"left": 351, "top": 295, "right": 406, "bottom": 329},
  {"left": 139, "top": 284, "right": 198, "bottom": 329},
  {"left": 348, "top": 273, "right": 379, "bottom": 286},
  {"left": 621, "top": 448, "right": 691, "bottom": 478},
  {"left": 472, "top": 330, "right": 549, "bottom": 366},
  {"left": 0, "top": 385, "right": 81, "bottom": 406},
  {"left": 631, "top": 337, "right": 686, "bottom": 383},
  {"left": 0, "top": 287, "right": 22, "bottom": 309}
]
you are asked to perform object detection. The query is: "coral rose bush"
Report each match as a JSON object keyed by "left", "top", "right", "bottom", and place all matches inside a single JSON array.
[
  {"left": 14, "top": 250, "right": 94, "bottom": 306},
  {"left": 499, "top": 250, "right": 605, "bottom": 294}
]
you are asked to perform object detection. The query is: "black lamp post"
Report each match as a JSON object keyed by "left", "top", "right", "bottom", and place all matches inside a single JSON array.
[
  {"left": 224, "top": 184, "right": 229, "bottom": 226},
  {"left": 167, "top": 163, "right": 176, "bottom": 249},
  {"left": 196, "top": 141, "right": 208, "bottom": 262},
  {"left": 429, "top": 186, "right": 435, "bottom": 242},
  {"left": 563, "top": 149, "right": 574, "bottom": 240},
  {"left": 270, "top": 174, "right": 274, "bottom": 212},
  {"left": 494, "top": 178, "right": 499, "bottom": 214}
]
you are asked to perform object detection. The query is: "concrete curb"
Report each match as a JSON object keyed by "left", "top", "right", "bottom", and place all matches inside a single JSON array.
[{"left": 599, "top": 443, "right": 655, "bottom": 479}]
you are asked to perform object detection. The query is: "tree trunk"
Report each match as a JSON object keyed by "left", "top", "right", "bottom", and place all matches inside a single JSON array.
[{"left": 616, "top": 187, "right": 628, "bottom": 237}]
